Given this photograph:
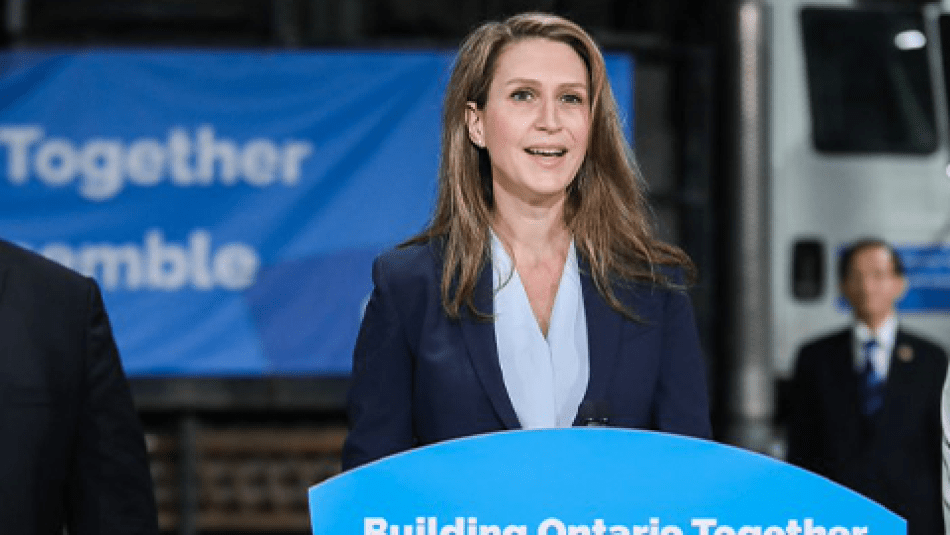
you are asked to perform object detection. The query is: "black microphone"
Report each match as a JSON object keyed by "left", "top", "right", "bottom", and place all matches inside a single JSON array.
[{"left": 577, "top": 400, "right": 610, "bottom": 427}]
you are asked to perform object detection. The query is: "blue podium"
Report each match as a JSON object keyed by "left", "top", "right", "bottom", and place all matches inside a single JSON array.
[{"left": 309, "top": 429, "right": 903, "bottom": 535}]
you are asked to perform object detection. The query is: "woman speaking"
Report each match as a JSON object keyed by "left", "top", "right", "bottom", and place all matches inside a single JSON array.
[{"left": 342, "top": 12, "right": 711, "bottom": 470}]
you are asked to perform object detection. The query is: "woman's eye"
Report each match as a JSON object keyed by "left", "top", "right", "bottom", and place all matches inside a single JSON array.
[
  {"left": 511, "top": 89, "right": 533, "bottom": 101},
  {"left": 561, "top": 93, "right": 584, "bottom": 104}
]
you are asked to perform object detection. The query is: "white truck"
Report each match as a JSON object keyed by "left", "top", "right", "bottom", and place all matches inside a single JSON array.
[{"left": 726, "top": 0, "right": 950, "bottom": 452}]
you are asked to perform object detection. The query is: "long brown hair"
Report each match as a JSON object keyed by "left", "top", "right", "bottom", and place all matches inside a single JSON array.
[{"left": 406, "top": 12, "right": 695, "bottom": 321}]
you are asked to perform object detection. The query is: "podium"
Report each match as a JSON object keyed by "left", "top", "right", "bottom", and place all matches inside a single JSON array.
[{"left": 309, "top": 429, "right": 903, "bottom": 535}]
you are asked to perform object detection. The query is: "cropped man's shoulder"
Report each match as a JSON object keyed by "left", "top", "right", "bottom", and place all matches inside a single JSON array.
[
  {"left": 797, "top": 328, "right": 851, "bottom": 355},
  {"left": 0, "top": 238, "right": 87, "bottom": 286},
  {"left": 897, "top": 327, "right": 948, "bottom": 359}
]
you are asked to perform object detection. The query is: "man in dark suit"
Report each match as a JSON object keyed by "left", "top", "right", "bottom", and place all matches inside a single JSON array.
[
  {"left": 787, "top": 238, "right": 946, "bottom": 535},
  {"left": 0, "top": 238, "right": 158, "bottom": 534}
]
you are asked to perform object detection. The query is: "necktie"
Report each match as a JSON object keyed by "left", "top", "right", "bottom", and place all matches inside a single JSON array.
[{"left": 860, "top": 339, "right": 884, "bottom": 417}]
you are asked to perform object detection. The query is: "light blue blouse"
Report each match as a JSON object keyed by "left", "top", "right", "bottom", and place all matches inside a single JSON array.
[{"left": 490, "top": 231, "right": 590, "bottom": 429}]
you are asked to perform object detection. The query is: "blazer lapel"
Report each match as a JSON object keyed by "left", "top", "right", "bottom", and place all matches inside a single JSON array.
[
  {"left": 576, "top": 257, "right": 623, "bottom": 410},
  {"left": 459, "top": 258, "right": 521, "bottom": 429}
]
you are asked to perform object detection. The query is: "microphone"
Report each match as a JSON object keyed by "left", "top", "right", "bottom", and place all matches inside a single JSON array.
[{"left": 577, "top": 400, "right": 610, "bottom": 427}]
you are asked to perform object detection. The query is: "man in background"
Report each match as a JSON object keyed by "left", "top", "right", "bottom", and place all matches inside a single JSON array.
[
  {"left": 787, "top": 238, "right": 946, "bottom": 535},
  {"left": 0, "top": 238, "right": 158, "bottom": 534}
]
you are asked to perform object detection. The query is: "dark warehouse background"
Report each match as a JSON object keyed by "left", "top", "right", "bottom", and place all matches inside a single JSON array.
[{"left": 2, "top": 0, "right": 945, "bottom": 534}]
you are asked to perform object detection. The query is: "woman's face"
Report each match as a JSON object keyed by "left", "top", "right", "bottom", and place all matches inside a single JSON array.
[{"left": 466, "top": 38, "right": 591, "bottom": 208}]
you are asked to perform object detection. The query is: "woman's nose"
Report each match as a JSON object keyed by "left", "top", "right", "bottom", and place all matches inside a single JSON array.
[{"left": 535, "top": 98, "right": 562, "bottom": 131}]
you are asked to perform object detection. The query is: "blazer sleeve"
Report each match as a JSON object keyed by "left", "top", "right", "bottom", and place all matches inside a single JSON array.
[
  {"left": 66, "top": 278, "right": 159, "bottom": 535},
  {"left": 785, "top": 345, "right": 826, "bottom": 476},
  {"left": 341, "top": 255, "right": 416, "bottom": 470},
  {"left": 654, "top": 284, "right": 712, "bottom": 439}
]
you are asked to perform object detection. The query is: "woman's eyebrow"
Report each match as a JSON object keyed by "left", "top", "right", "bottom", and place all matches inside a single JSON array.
[{"left": 502, "top": 78, "right": 587, "bottom": 90}]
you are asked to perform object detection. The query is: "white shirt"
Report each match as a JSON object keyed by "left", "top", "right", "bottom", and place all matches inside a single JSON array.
[
  {"left": 852, "top": 314, "right": 897, "bottom": 379},
  {"left": 490, "top": 231, "right": 589, "bottom": 429}
]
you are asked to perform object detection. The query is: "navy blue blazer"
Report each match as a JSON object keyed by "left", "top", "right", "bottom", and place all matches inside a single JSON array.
[{"left": 342, "top": 240, "right": 712, "bottom": 470}]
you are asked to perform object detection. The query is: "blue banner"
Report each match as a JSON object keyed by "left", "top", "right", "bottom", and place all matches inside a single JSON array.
[
  {"left": 895, "top": 244, "right": 950, "bottom": 311},
  {"left": 309, "top": 429, "right": 903, "bottom": 535},
  {"left": 0, "top": 49, "right": 634, "bottom": 376},
  {"left": 835, "top": 243, "right": 950, "bottom": 312}
]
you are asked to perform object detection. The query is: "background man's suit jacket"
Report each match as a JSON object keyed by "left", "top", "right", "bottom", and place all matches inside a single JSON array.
[
  {"left": 342, "top": 241, "right": 712, "bottom": 470},
  {"left": 0, "top": 239, "right": 158, "bottom": 534},
  {"left": 787, "top": 327, "right": 947, "bottom": 535}
]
